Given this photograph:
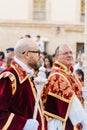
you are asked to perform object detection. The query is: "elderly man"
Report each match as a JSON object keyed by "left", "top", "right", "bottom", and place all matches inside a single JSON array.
[
  {"left": 41, "top": 44, "right": 87, "bottom": 130},
  {"left": 0, "top": 38, "right": 47, "bottom": 130}
]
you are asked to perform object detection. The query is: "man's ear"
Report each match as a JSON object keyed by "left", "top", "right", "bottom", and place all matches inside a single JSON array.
[
  {"left": 25, "top": 51, "right": 29, "bottom": 55},
  {"left": 23, "top": 51, "right": 29, "bottom": 58}
]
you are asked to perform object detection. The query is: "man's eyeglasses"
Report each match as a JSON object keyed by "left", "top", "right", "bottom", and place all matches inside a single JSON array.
[
  {"left": 22, "top": 50, "right": 40, "bottom": 56},
  {"left": 28, "top": 50, "right": 40, "bottom": 56}
]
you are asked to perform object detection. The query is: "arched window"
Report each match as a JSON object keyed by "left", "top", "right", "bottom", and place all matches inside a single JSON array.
[{"left": 33, "top": 0, "right": 46, "bottom": 20}]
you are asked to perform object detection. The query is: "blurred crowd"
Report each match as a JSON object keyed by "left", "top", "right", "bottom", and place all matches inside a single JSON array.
[
  {"left": 0, "top": 34, "right": 84, "bottom": 87},
  {"left": 0, "top": 34, "right": 86, "bottom": 130}
]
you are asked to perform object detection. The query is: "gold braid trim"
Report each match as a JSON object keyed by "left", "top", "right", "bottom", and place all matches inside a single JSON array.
[
  {"left": 11, "top": 63, "right": 29, "bottom": 84},
  {"left": 44, "top": 71, "right": 75, "bottom": 129},
  {"left": 2, "top": 113, "right": 14, "bottom": 130},
  {"left": 44, "top": 92, "right": 74, "bottom": 122},
  {"left": 0, "top": 71, "right": 17, "bottom": 95},
  {"left": 28, "top": 77, "right": 45, "bottom": 130},
  {"left": 49, "top": 91, "right": 73, "bottom": 103}
]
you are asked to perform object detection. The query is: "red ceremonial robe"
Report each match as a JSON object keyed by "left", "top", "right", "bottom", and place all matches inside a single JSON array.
[
  {"left": 0, "top": 61, "right": 47, "bottom": 130},
  {"left": 41, "top": 61, "right": 83, "bottom": 130}
]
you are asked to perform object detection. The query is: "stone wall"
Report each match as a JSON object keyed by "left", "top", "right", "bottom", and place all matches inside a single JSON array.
[{"left": 0, "top": 21, "right": 84, "bottom": 58}]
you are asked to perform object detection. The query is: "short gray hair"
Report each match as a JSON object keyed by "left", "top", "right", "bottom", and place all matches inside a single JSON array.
[{"left": 14, "top": 38, "right": 37, "bottom": 58}]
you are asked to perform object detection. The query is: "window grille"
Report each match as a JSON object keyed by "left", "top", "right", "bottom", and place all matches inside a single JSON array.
[
  {"left": 33, "top": 0, "right": 46, "bottom": 20},
  {"left": 81, "top": 0, "right": 85, "bottom": 22}
]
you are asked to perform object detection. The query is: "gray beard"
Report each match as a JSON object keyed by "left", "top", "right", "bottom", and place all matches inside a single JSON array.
[{"left": 28, "top": 62, "right": 39, "bottom": 69}]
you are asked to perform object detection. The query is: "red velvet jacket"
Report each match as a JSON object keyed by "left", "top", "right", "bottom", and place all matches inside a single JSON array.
[
  {"left": 41, "top": 61, "right": 83, "bottom": 130},
  {"left": 0, "top": 61, "right": 47, "bottom": 130}
]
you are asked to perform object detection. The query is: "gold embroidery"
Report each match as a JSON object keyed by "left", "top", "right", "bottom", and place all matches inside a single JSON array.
[
  {"left": 0, "top": 72, "right": 16, "bottom": 95},
  {"left": 44, "top": 93, "right": 74, "bottom": 122},
  {"left": 11, "top": 61, "right": 29, "bottom": 84},
  {"left": 28, "top": 77, "right": 45, "bottom": 130}
]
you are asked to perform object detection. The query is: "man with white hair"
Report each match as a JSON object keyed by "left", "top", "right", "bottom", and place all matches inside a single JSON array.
[
  {"left": 41, "top": 44, "right": 87, "bottom": 130},
  {"left": 0, "top": 38, "right": 47, "bottom": 130}
]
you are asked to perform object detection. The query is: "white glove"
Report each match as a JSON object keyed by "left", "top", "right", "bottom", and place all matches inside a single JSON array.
[{"left": 23, "top": 119, "right": 39, "bottom": 130}]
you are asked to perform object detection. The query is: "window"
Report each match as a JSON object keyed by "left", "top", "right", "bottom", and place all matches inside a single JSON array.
[
  {"left": 81, "top": 0, "right": 85, "bottom": 13},
  {"left": 81, "top": 0, "right": 85, "bottom": 22},
  {"left": 76, "top": 42, "right": 84, "bottom": 57},
  {"left": 33, "top": 0, "right": 46, "bottom": 20}
]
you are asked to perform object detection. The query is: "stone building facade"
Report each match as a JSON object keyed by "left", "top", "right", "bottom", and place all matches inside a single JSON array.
[{"left": 0, "top": 0, "right": 85, "bottom": 58}]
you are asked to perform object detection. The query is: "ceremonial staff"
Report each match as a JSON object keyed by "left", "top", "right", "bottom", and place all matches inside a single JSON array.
[
  {"left": 82, "top": 0, "right": 87, "bottom": 112},
  {"left": 33, "top": 66, "right": 47, "bottom": 119}
]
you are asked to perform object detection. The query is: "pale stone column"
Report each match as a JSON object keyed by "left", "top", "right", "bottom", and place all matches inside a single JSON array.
[
  {"left": 82, "top": 0, "right": 87, "bottom": 112},
  {"left": 27, "top": 0, "right": 33, "bottom": 20}
]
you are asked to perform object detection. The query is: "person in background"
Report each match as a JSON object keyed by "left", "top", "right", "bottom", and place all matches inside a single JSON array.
[
  {"left": 0, "top": 51, "right": 5, "bottom": 72},
  {"left": 44, "top": 54, "right": 53, "bottom": 78},
  {"left": 52, "top": 53, "right": 56, "bottom": 64},
  {"left": 3, "top": 57, "right": 13, "bottom": 68},
  {"left": 20, "top": 34, "right": 31, "bottom": 39},
  {"left": 75, "top": 69, "right": 84, "bottom": 88},
  {"left": 41, "top": 44, "right": 87, "bottom": 130},
  {"left": 74, "top": 69, "right": 84, "bottom": 130},
  {"left": 74, "top": 52, "right": 84, "bottom": 72},
  {"left": 0, "top": 38, "right": 47, "bottom": 130},
  {"left": 24, "top": 34, "right": 31, "bottom": 38},
  {"left": 39, "top": 51, "right": 47, "bottom": 67},
  {"left": 36, "top": 35, "right": 45, "bottom": 53},
  {"left": 6, "top": 47, "right": 14, "bottom": 58},
  {"left": 0, "top": 51, "right": 5, "bottom": 65}
]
